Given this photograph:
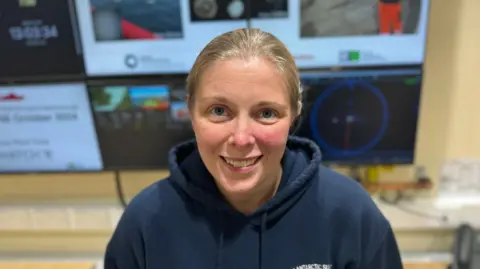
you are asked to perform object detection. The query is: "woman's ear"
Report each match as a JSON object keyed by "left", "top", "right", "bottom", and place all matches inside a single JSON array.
[
  {"left": 290, "top": 115, "right": 298, "bottom": 126},
  {"left": 297, "top": 101, "right": 303, "bottom": 117},
  {"left": 289, "top": 115, "right": 302, "bottom": 135}
]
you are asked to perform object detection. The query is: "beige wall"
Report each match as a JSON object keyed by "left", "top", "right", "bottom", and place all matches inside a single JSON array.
[
  {"left": 443, "top": 0, "right": 480, "bottom": 158},
  {"left": 0, "top": 0, "right": 477, "bottom": 255}
]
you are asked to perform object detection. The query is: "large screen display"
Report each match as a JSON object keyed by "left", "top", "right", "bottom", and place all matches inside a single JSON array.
[
  {"left": 76, "top": 0, "right": 429, "bottom": 76},
  {"left": 252, "top": 0, "right": 430, "bottom": 68},
  {"left": 296, "top": 68, "right": 422, "bottom": 164},
  {"left": 0, "top": 0, "right": 84, "bottom": 81},
  {"left": 88, "top": 79, "right": 194, "bottom": 169},
  {"left": 75, "top": 0, "right": 250, "bottom": 76},
  {"left": 0, "top": 83, "right": 103, "bottom": 172}
]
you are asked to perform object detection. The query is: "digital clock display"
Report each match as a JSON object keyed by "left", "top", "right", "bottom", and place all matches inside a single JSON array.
[
  {"left": 9, "top": 22, "right": 59, "bottom": 46},
  {"left": 0, "top": 0, "right": 84, "bottom": 81},
  {"left": 9, "top": 24, "right": 59, "bottom": 41}
]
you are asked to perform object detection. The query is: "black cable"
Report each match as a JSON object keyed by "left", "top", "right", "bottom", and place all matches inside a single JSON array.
[
  {"left": 245, "top": 0, "right": 251, "bottom": 28},
  {"left": 114, "top": 170, "right": 128, "bottom": 209}
]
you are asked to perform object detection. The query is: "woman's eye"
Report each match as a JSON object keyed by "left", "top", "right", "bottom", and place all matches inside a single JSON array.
[
  {"left": 211, "top": 106, "right": 226, "bottom": 116},
  {"left": 260, "top": 109, "right": 276, "bottom": 119}
]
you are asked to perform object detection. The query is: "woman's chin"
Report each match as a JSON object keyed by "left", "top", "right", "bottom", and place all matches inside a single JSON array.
[{"left": 215, "top": 173, "right": 260, "bottom": 196}]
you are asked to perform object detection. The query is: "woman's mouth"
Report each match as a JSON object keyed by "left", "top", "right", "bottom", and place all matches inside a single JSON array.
[{"left": 220, "top": 156, "right": 263, "bottom": 170}]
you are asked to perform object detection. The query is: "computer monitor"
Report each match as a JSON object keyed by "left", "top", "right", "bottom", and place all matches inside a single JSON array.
[
  {"left": 296, "top": 67, "right": 422, "bottom": 164},
  {"left": 250, "top": 0, "right": 430, "bottom": 68},
  {"left": 0, "top": 82, "right": 103, "bottom": 173},
  {"left": 88, "top": 77, "right": 194, "bottom": 169},
  {"left": 75, "top": 0, "right": 248, "bottom": 76},
  {"left": 0, "top": 0, "right": 85, "bottom": 82}
]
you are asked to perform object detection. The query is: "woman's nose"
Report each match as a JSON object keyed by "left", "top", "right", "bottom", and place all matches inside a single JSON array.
[{"left": 228, "top": 119, "right": 255, "bottom": 147}]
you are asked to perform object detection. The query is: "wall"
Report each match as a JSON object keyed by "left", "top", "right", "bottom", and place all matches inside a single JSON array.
[
  {"left": 0, "top": 0, "right": 476, "bottom": 255},
  {"left": 443, "top": 0, "right": 480, "bottom": 158}
]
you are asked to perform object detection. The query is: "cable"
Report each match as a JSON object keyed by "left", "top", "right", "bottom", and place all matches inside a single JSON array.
[
  {"left": 379, "top": 195, "right": 449, "bottom": 223},
  {"left": 245, "top": 0, "right": 251, "bottom": 28},
  {"left": 114, "top": 170, "right": 128, "bottom": 209}
]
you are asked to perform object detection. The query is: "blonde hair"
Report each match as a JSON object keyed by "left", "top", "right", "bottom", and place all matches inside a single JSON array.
[{"left": 186, "top": 28, "right": 303, "bottom": 116}]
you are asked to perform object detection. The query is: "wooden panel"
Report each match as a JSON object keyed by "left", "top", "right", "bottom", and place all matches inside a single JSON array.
[
  {"left": 0, "top": 263, "right": 94, "bottom": 269},
  {"left": 0, "top": 173, "right": 116, "bottom": 201},
  {"left": 404, "top": 263, "right": 448, "bottom": 269},
  {"left": 0, "top": 231, "right": 110, "bottom": 254},
  {"left": 0, "top": 171, "right": 168, "bottom": 203},
  {"left": 120, "top": 171, "right": 169, "bottom": 198}
]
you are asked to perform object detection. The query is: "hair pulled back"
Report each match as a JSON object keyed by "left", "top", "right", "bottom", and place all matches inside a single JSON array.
[{"left": 186, "top": 28, "right": 303, "bottom": 116}]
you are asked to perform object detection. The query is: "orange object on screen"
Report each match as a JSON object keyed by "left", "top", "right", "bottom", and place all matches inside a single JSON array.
[{"left": 378, "top": 2, "right": 403, "bottom": 34}]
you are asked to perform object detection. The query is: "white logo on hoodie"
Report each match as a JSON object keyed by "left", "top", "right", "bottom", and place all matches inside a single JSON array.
[{"left": 294, "top": 264, "right": 332, "bottom": 269}]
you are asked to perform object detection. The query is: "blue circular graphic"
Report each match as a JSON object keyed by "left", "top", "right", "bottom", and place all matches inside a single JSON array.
[{"left": 309, "top": 79, "right": 389, "bottom": 156}]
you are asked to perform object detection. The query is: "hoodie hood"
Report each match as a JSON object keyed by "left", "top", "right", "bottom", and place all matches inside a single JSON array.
[{"left": 168, "top": 136, "right": 322, "bottom": 269}]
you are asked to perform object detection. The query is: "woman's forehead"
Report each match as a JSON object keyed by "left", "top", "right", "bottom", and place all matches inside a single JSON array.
[{"left": 196, "top": 58, "right": 289, "bottom": 102}]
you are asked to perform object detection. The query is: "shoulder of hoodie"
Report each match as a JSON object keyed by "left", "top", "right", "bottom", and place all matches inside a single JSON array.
[{"left": 314, "top": 165, "right": 392, "bottom": 237}]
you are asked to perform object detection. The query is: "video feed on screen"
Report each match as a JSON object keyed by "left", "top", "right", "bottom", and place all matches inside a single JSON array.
[
  {"left": 0, "top": 0, "right": 84, "bottom": 81},
  {"left": 296, "top": 68, "right": 423, "bottom": 164},
  {"left": 300, "top": 0, "right": 421, "bottom": 37},
  {"left": 189, "top": 0, "right": 246, "bottom": 21},
  {"left": 250, "top": 0, "right": 430, "bottom": 68},
  {"left": 0, "top": 83, "right": 103, "bottom": 173},
  {"left": 91, "top": 0, "right": 183, "bottom": 41},
  {"left": 75, "top": 0, "right": 247, "bottom": 76},
  {"left": 89, "top": 79, "right": 194, "bottom": 169},
  {"left": 188, "top": 0, "right": 287, "bottom": 21},
  {"left": 250, "top": 0, "right": 288, "bottom": 19}
]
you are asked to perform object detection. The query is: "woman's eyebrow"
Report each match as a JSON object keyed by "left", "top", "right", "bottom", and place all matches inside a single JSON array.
[
  {"left": 198, "top": 96, "right": 288, "bottom": 111},
  {"left": 199, "top": 95, "right": 231, "bottom": 104},
  {"left": 255, "top": 101, "right": 289, "bottom": 111}
]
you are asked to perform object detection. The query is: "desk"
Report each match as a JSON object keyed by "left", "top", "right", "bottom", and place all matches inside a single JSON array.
[{"left": 376, "top": 198, "right": 480, "bottom": 229}]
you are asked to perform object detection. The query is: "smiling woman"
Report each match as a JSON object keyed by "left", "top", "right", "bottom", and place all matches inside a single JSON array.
[
  {"left": 104, "top": 28, "right": 404, "bottom": 269},
  {"left": 189, "top": 56, "right": 295, "bottom": 213}
]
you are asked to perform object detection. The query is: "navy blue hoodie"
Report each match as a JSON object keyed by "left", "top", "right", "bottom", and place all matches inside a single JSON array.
[{"left": 104, "top": 137, "right": 403, "bottom": 269}]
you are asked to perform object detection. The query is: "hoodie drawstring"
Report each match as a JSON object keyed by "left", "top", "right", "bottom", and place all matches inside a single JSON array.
[
  {"left": 259, "top": 213, "right": 267, "bottom": 269},
  {"left": 216, "top": 230, "right": 224, "bottom": 269},
  {"left": 215, "top": 213, "right": 268, "bottom": 269}
]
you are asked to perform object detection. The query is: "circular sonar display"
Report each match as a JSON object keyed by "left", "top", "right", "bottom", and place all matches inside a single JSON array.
[{"left": 308, "top": 79, "right": 389, "bottom": 156}]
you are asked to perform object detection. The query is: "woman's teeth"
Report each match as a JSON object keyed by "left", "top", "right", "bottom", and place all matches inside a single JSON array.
[{"left": 223, "top": 157, "right": 258, "bottom": 168}]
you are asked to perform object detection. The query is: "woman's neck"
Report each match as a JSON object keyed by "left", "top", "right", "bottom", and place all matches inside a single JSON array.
[{"left": 224, "top": 169, "right": 283, "bottom": 215}]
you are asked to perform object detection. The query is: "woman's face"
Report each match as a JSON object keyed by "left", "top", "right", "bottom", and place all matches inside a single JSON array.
[{"left": 190, "top": 57, "right": 294, "bottom": 199}]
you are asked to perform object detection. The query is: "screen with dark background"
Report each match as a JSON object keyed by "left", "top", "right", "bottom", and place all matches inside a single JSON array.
[
  {"left": 88, "top": 77, "right": 194, "bottom": 170},
  {"left": 0, "top": 0, "right": 84, "bottom": 81},
  {"left": 189, "top": 0, "right": 288, "bottom": 22},
  {"left": 296, "top": 68, "right": 422, "bottom": 164}
]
